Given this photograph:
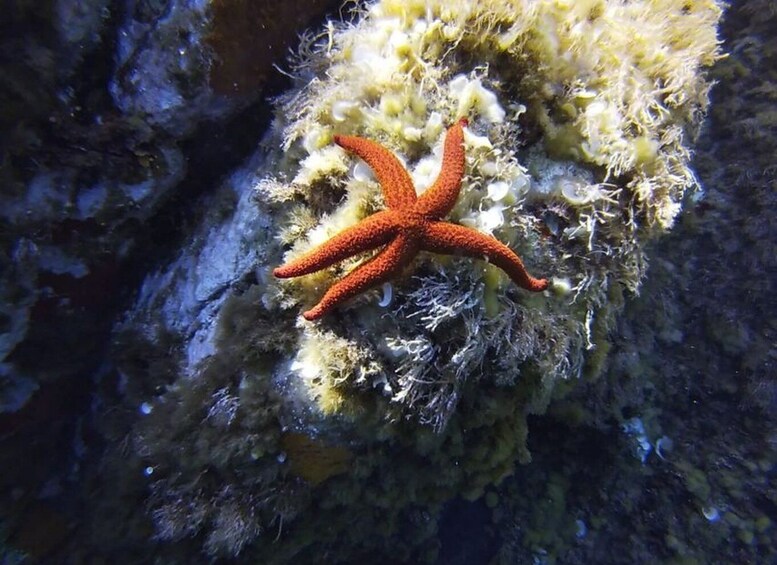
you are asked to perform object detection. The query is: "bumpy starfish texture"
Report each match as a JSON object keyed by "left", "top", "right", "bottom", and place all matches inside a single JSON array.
[{"left": 274, "top": 118, "right": 548, "bottom": 320}]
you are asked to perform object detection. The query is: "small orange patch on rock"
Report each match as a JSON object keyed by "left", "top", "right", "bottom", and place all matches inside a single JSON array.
[{"left": 280, "top": 432, "right": 353, "bottom": 486}]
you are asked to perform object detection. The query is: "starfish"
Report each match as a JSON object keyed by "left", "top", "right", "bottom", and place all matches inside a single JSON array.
[{"left": 274, "top": 118, "right": 549, "bottom": 321}]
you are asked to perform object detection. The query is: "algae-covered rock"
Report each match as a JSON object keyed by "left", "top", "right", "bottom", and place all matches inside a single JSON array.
[
  {"left": 261, "top": 0, "right": 722, "bottom": 437},
  {"left": 105, "top": 0, "right": 723, "bottom": 559}
]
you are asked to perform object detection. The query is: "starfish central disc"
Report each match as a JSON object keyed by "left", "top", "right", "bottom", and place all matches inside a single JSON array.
[{"left": 274, "top": 118, "right": 549, "bottom": 321}]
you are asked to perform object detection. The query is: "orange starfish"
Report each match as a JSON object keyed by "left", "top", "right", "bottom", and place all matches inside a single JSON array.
[{"left": 274, "top": 118, "right": 548, "bottom": 321}]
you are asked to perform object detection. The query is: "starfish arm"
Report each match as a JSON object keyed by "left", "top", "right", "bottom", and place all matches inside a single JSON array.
[
  {"left": 334, "top": 134, "right": 417, "bottom": 209},
  {"left": 414, "top": 118, "right": 468, "bottom": 219},
  {"left": 303, "top": 234, "right": 419, "bottom": 320},
  {"left": 274, "top": 210, "right": 397, "bottom": 278},
  {"left": 420, "top": 221, "right": 549, "bottom": 292}
]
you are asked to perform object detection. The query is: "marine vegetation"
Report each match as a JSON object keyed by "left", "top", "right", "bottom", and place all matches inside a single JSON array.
[
  {"left": 104, "top": 0, "right": 723, "bottom": 560},
  {"left": 262, "top": 0, "right": 722, "bottom": 434}
]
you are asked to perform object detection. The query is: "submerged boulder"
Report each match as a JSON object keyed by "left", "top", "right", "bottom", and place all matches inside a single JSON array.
[{"left": 109, "top": 0, "right": 723, "bottom": 560}]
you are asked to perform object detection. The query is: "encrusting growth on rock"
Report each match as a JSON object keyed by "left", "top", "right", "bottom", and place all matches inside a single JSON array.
[{"left": 274, "top": 118, "right": 549, "bottom": 320}]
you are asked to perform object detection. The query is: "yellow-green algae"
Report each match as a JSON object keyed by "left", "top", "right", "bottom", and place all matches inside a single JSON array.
[{"left": 263, "top": 0, "right": 721, "bottom": 435}]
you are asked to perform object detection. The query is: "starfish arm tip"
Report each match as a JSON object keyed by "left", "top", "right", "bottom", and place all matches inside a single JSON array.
[
  {"left": 273, "top": 265, "right": 297, "bottom": 278},
  {"left": 302, "top": 309, "right": 320, "bottom": 321}
]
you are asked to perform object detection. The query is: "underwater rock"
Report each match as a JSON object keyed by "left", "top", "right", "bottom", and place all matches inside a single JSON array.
[
  {"left": 107, "top": 0, "right": 723, "bottom": 559},
  {"left": 0, "top": 0, "right": 185, "bottom": 414},
  {"left": 0, "top": 0, "right": 339, "bottom": 415},
  {"left": 111, "top": 0, "right": 342, "bottom": 135},
  {"left": 110, "top": 0, "right": 228, "bottom": 135}
]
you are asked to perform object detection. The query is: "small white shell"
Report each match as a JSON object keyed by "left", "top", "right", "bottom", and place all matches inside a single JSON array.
[
  {"left": 702, "top": 506, "right": 720, "bottom": 522},
  {"left": 575, "top": 519, "right": 587, "bottom": 539},
  {"left": 331, "top": 100, "right": 357, "bottom": 122},
  {"left": 378, "top": 283, "right": 393, "bottom": 307},
  {"left": 486, "top": 181, "right": 510, "bottom": 202},
  {"left": 655, "top": 436, "right": 674, "bottom": 460},
  {"left": 353, "top": 160, "right": 374, "bottom": 182},
  {"left": 479, "top": 205, "right": 505, "bottom": 233}
]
